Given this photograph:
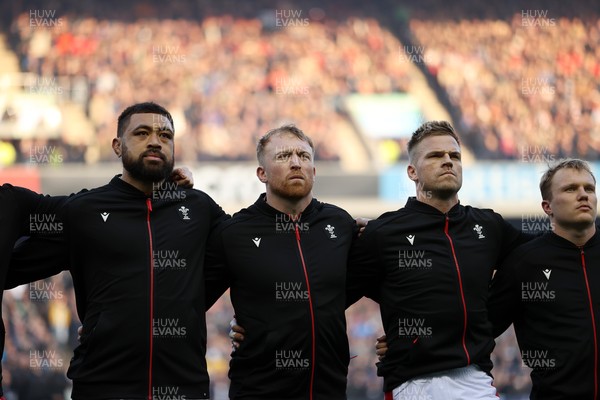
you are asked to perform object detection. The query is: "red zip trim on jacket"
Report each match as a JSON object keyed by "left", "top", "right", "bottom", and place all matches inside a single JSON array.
[
  {"left": 294, "top": 222, "right": 316, "bottom": 400},
  {"left": 444, "top": 216, "right": 471, "bottom": 364},
  {"left": 146, "top": 198, "right": 155, "bottom": 400},
  {"left": 581, "top": 248, "right": 598, "bottom": 400}
]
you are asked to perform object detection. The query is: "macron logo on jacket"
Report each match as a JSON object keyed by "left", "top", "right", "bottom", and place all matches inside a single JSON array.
[{"left": 542, "top": 269, "right": 552, "bottom": 280}]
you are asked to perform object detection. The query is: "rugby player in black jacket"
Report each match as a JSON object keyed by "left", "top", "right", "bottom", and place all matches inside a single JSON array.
[
  {"left": 206, "top": 125, "right": 357, "bottom": 399},
  {"left": 489, "top": 159, "right": 600, "bottom": 400},
  {"left": 346, "top": 121, "right": 533, "bottom": 399},
  {"left": 6, "top": 103, "right": 227, "bottom": 399}
]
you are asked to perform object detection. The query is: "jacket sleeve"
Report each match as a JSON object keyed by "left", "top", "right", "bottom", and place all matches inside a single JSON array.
[
  {"left": 7, "top": 185, "right": 47, "bottom": 236},
  {"left": 204, "top": 203, "right": 231, "bottom": 310},
  {"left": 488, "top": 249, "right": 522, "bottom": 337},
  {"left": 29, "top": 194, "right": 69, "bottom": 230},
  {"left": 7, "top": 234, "right": 68, "bottom": 288},
  {"left": 496, "top": 213, "right": 536, "bottom": 266},
  {"left": 6, "top": 192, "right": 70, "bottom": 288},
  {"left": 1, "top": 184, "right": 67, "bottom": 236},
  {"left": 209, "top": 195, "right": 230, "bottom": 231},
  {"left": 346, "top": 223, "right": 382, "bottom": 308}
]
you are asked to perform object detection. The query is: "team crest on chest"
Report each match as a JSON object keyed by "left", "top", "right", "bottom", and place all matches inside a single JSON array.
[{"left": 324, "top": 224, "right": 337, "bottom": 240}]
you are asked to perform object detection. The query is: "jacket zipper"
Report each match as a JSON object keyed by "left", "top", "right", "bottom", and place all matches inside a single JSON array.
[
  {"left": 294, "top": 221, "right": 315, "bottom": 400},
  {"left": 146, "top": 198, "right": 155, "bottom": 400},
  {"left": 580, "top": 248, "right": 598, "bottom": 400},
  {"left": 444, "top": 215, "right": 471, "bottom": 364}
]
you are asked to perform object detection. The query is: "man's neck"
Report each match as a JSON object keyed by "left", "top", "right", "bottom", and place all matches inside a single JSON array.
[
  {"left": 265, "top": 192, "right": 312, "bottom": 217},
  {"left": 553, "top": 223, "right": 596, "bottom": 247},
  {"left": 415, "top": 192, "right": 459, "bottom": 214}
]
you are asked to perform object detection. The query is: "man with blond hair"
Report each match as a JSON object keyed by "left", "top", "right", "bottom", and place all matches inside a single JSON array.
[
  {"left": 489, "top": 158, "right": 599, "bottom": 399},
  {"left": 348, "top": 121, "right": 533, "bottom": 399}
]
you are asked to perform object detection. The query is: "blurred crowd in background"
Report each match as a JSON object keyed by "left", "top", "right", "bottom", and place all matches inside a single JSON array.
[
  {"left": 2, "top": 0, "right": 598, "bottom": 163},
  {"left": 411, "top": 16, "right": 600, "bottom": 159}
]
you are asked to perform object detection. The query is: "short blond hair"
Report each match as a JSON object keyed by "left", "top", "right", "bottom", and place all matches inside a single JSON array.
[
  {"left": 256, "top": 124, "right": 315, "bottom": 166},
  {"left": 540, "top": 158, "right": 596, "bottom": 201}
]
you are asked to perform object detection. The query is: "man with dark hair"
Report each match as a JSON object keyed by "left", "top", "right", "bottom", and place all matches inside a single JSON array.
[
  {"left": 116, "top": 102, "right": 175, "bottom": 138},
  {"left": 207, "top": 124, "right": 357, "bottom": 399},
  {"left": 114, "top": 101, "right": 176, "bottom": 184},
  {"left": 489, "top": 158, "right": 599, "bottom": 399},
  {"left": 8, "top": 101, "right": 227, "bottom": 399},
  {"left": 347, "top": 120, "right": 532, "bottom": 399}
]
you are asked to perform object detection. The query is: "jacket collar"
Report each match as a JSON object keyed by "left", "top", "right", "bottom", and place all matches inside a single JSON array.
[
  {"left": 108, "top": 175, "right": 151, "bottom": 197},
  {"left": 544, "top": 228, "right": 600, "bottom": 249},
  {"left": 254, "top": 193, "right": 319, "bottom": 218},
  {"left": 404, "top": 196, "right": 463, "bottom": 217}
]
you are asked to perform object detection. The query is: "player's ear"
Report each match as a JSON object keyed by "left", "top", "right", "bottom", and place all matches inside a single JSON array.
[
  {"left": 257, "top": 166, "right": 267, "bottom": 183},
  {"left": 407, "top": 164, "right": 418, "bottom": 182},
  {"left": 112, "top": 138, "right": 122, "bottom": 158},
  {"left": 541, "top": 200, "right": 552, "bottom": 216}
]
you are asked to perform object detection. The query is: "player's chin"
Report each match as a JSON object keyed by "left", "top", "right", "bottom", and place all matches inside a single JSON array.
[
  {"left": 570, "top": 213, "right": 596, "bottom": 227},
  {"left": 577, "top": 212, "right": 596, "bottom": 221},
  {"left": 284, "top": 186, "right": 311, "bottom": 199},
  {"left": 434, "top": 182, "right": 461, "bottom": 195},
  {"left": 436, "top": 175, "right": 460, "bottom": 185}
]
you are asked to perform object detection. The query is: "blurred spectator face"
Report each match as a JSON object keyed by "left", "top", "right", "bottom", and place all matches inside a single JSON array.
[
  {"left": 114, "top": 113, "right": 175, "bottom": 182},
  {"left": 543, "top": 168, "right": 597, "bottom": 229},
  {"left": 408, "top": 134, "right": 463, "bottom": 199},
  {"left": 257, "top": 132, "right": 316, "bottom": 201}
]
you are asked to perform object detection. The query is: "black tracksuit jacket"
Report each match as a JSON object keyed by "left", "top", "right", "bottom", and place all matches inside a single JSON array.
[
  {"left": 489, "top": 231, "right": 600, "bottom": 400},
  {"left": 8, "top": 176, "right": 227, "bottom": 399},
  {"left": 205, "top": 194, "right": 356, "bottom": 399},
  {"left": 0, "top": 184, "right": 66, "bottom": 397},
  {"left": 346, "top": 197, "right": 531, "bottom": 392}
]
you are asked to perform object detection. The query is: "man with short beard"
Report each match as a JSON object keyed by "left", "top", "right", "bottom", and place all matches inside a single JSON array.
[
  {"left": 206, "top": 125, "right": 357, "bottom": 399},
  {"left": 347, "top": 121, "right": 533, "bottom": 399},
  {"left": 8, "top": 102, "right": 227, "bottom": 399}
]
